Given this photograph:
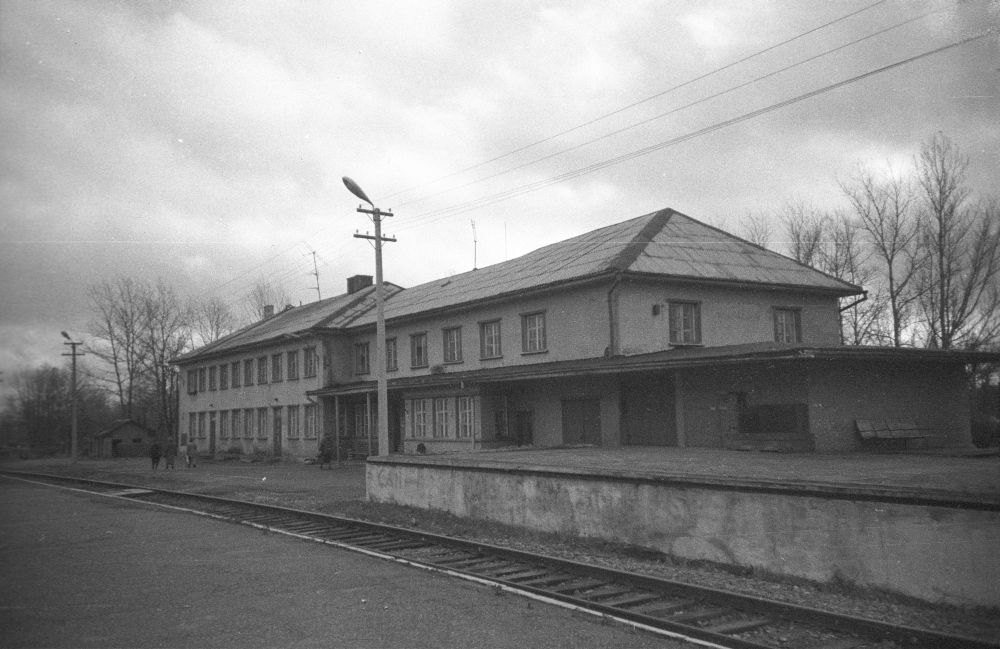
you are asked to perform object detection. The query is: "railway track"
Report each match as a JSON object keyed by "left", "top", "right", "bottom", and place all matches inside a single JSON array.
[{"left": 3, "top": 470, "right": 995, "bottom": 649}]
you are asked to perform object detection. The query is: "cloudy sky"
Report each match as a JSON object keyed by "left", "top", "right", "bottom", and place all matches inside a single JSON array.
[{"left": 1, "top": 0, "right": 997, "bottom": 388}]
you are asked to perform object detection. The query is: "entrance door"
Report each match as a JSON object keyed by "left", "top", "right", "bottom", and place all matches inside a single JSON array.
[
  {"left": 272, "top": 407, "right": 283, "bottom": 457},
  {"left": 515, "top": 410, "right": 533, "bottom": 446},
  {"left": 562, "top": 399, "right": 601, "bottom": 445},
  {"left": 621, "top": 374, "right": 676, "bottom": 445},
  {"left": 209, "top": 412, "right": 217, "bottom": 454}
]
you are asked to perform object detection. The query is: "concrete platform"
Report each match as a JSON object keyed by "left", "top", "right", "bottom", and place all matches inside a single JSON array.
[{"left": 367, "top": 447, "right": 1000, "bottom": 607}]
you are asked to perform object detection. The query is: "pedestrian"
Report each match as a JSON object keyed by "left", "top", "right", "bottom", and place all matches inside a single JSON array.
[
  {"left": 186, "top": 440, "right": 197, "bottom": 468},
  {"left": 318, "top": 434, "right": 334, "bottom": 469},
  {"left": 149, "top": 440, "right": 162, "bottom": 470},
  {"left": 164, "top": 440, "right": 177, "bottom": 470}
]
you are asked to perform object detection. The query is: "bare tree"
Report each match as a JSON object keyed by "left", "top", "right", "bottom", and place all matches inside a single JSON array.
[
  {"left": 840, "top": 167, "right": 921, "bottom": 346},
  {"left": 779, "top": 201, "right": 828, "bottom": 268},
  {"left": 190, "top": 295, "right": 237, "bottom": 346},
  {"left": 241, "top": 278, "right": 291, "bottom": 324},
  {"left": 821, "top": 214, "right": 890, "bottom": 345},
  {"left": 737, "top": 210, "right": 774, "bottom": 249},
  {"left": 914, "top": 134, "right": 1000, "bottom": 349},
  {"left": 88, "top": 277, "right": 149, "bottom": 417},
  {"left": 141, "top": 279, "right": 191, "bottom": 438}
]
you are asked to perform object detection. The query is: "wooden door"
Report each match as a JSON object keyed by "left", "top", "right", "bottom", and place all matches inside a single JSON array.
[{"left": 562, "top": 399, "right": 601, "bottom": 445}]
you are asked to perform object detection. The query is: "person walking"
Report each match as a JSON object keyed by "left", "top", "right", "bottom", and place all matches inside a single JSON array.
[
  {"left": 186, "top": 440, "right": 197, "bottom": 468},
  {"left": 149, "top": 441, "right": 162, "bottom": 470},
  {"left": 164, "top": 440, "right": 177, "bottom": 470},
  {"left": 318, "top": 434, "right": 334, "bottom": 469}
]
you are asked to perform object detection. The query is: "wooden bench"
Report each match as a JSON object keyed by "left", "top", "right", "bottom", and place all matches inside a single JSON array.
[{"left": 856, "top": 419, "right": 930, "bottom": 450}]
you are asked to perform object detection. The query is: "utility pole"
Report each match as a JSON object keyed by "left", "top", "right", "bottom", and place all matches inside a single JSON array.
[
  {"left": 344, "top": 177, "right": 396, "bottom": 457},
  {"left": 61, "top": 332, "right": 84, "bottom": 462}
]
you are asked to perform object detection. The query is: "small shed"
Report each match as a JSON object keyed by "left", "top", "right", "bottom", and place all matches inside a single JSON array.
[{"left": 91, "top": 420, "right": 157, "bottom": 458}]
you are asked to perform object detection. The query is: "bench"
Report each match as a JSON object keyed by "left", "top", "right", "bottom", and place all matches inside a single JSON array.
[{"left": 856, "top": 419, "right": 930, "bottom": 450}]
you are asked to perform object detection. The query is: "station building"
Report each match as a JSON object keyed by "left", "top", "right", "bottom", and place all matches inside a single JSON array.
[{"left": 173, "top": 208, "right": 993, "bottom": 460}]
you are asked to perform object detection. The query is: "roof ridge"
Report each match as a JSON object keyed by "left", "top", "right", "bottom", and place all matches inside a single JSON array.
[{"left": 605, "top": 208, "right": 673, "bottom": 271}]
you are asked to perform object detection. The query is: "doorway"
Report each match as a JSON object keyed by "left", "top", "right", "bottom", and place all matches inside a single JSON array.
[{"left": 561, "top": 399, "right": 601, "bottom": 445}]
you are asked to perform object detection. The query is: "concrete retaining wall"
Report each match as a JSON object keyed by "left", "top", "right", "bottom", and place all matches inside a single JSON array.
[{"left": 367, "top": 459, "right": 1000, "bottom": 607}]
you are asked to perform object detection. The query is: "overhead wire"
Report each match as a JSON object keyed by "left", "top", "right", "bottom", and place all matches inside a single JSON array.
[{"left": 378, "top": 0, "right": 888, "bottom": 204}]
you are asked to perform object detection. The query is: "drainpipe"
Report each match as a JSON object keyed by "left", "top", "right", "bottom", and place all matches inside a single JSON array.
[
  {"left": 839, "top": 290, "right": 868, "bottom": 313},
  {"left": 606, "top": 273, "right": 623, "bottom": 357}
]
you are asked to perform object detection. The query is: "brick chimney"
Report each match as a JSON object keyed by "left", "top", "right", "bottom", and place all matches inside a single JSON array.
[
  {"left": 347, "top": 275, "right": 373, "bottom": 294},
  {"left": 262, "top": 304, "right": 275, "bottom": 319}
]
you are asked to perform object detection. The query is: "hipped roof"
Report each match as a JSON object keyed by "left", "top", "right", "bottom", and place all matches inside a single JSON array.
[{"left": 175, "top": 208, "right": 861, "bottom": 363}]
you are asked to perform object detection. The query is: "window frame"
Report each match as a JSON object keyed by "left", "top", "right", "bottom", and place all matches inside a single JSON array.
[
  {"left": 303, "top": 346, "right": 317, "bottom": 378},
  {"left": 385, "top": 337, "right": 398, "bottom": 372},
  {"left": 219, "top": 363, "right": 229, "bottom": 390},
  {"left": 667, "top": 300, "right": 702, "bottom": 346},
  {"left": 271, "top": 353, "right": 283, "bottom": 382},
  {"left": 773, "top": 307, "right": 803, "bottom": 343},
  {"left": 442, "top": 327, "right": 463, "bottom": 364},
  {"left": 286, "top": 350, "right": 299, "bottom": 380},
  {"left": 520, "top": 311, "right": 547, "bottom": 354},
  {"left": 219, "top": 410, "right": 229, "bottom": 439},
  {"left": 410, "top": 332, "right": 428, "bottom": 368},
  {"left": 187, "top": 370, "right": 197, "bottom": 394},
  {"left": 479, "top": 320, "right": 502, "bottom": 359},
  {"left": 230, "top": 361, "right": 241, "bottom": 388},
  {"left": 208, "top": 366, "right": 217, "bottom": 391},
  {"left": 257, "top": 356, "right": 268, "bottom": 384},
  {"left": 197, "top": 367, "right": 206, "bottom": 392},
  {"left": 354, "top": 341, "right": 371, "bottom": 375},
  {"left": 287, "top": 405, "right": 300, "bottom": 439},
  {"left": 256, "top": 408, "right": 268, "bottom": 440},
  {"left": 244, "top": 359, "right": 254, "bottom": 386}
]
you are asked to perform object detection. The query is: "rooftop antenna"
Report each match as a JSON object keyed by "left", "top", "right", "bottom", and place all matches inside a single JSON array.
[
  {"left": 307, "top": 250, "right": 321, "bottom": 300},
  {"left": 471, "top": 220, "right": 478, "bottom": 270}
]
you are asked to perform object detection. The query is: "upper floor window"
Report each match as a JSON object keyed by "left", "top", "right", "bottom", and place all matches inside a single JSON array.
[
  {"left": 521, "top": 312, "right": 547, "bottom": 353},
  {"left": 774, "top": 308, "right": 802, "bottom": 343},
  {"left": 219, "top": 364, "right": 229, "bottom": 390},
  {"left": 303, "top": 346, "right": 317, "bottom": 378},
  {"left": 386, "top": 338, "right": 398, "bottom": 371},
  {"left": 287, "top": 350, "right": 299, "bottom": 380},
  {"left": 231, "top": 361, "right": 241, "bottom": 388},
  {"left": 187, "top": 370, "right": 197, "bottom": 394},
  {"left": 257, "top": 356, "right": 268, "bottom": 384},
  {"left": 411, "top": 333, "right": 428, "bottom": 368},
  {"left": 208, "top": 366, "right": 217, "bottom": 391},
  {"left": 244, "top": 359, "right": 254, "bottom": 386},
  {"left": 443, "top": 327, "right": 463, "bottom": 363},
  {"left": 271, "top": 353, "right": 283, "bottom": 382},
  {"left": 480, "top": 320, "right": 502, "bottom": 359},
  {"left": 354, "top": 342, "right": 370, "bottom": 375},
  {"left": 668, "top": 301, "right": 701, "bottom": 345},
  {"left": 197, "top": 367, "right": 206, "bottom": 392}
]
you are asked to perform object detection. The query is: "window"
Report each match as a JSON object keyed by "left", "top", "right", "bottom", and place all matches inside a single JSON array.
[
  {"left": 198, "top": 412, "right": 206, "bottom": 439},
  {"left": 231, "top": 361, "right": 241, "bottom": 388},
  {"left": 304, "top": 403, "right": 317, "bottom": 439},
  {"left": 443, "top": 327, "right": 463, "bottom": 363},
  {"left": 480, "top": 320, "right": 502, "bottom": 359},
  {"left": 521, "top": 312, "right": 547, "bottom": 353},
  {"left": 386, "top": 338, "right": 398, "bottom": 372},
  {"left": 458, "top": 396, "right": 478, "bottom": 439},
  {"left": 287, "top": 350, "right": 299, "bottom": 380},
  {"left": 410, "top": 333, "right": 428, "bottom": 368},
  {"left": 256, "top": 408, "right": 268, "bottom": 439},
  {"left": 219, "top": 411, "right": 229, "bottom": 439},
  {"left": 231, "top": 409, "right": 241, "bottom": 439},
  {"left": 257, "top": 356, "right": 268, "bottom": 384},
  {"left": 244, "top": 359, "right": 254, "bottom": 386},
  {"left": 187, "top": 370, "right": 197, "bottom": 394},
  {"left": 287, "top": 405, "right": 299, "bottom": 439},
  {"left": 243, "top": 408, "right": 254, "bottom": 439},
  {"left": 197, "top": 368, "right": 206, "bottom": 392},
  {"left": 411, "top": 398, "right": 432, "bottom": 437},
  {"left": 188, "top": 412, "right": 196, "bottom": 437},
  {"left": 272, "top": 407, "right": 282, "bottom": 439},
  {"left": 434, "top": 397, "right": 455, "bottom": 438},
  {"left": 208, "top": 366, "right": 217, "bottom": 391},
  {"left": 354, "top": 342, "right": 370, "bottom": 375},
  {"left": 355, "top": 407, "right": 370, "bottom": 439},
  {"left": 219, "top": 364, "right": 229, "bottom": 390},
  {"left": 271, "top": 354, "right": 283, "bottom": 382},
  {"left": 668, "top": 301, "right": 701, "bottom": 345},
  {"left": 774, "top": 308, "right": 802, "bottom": 343},
  {"left": 303, "top": 347, "right": 317, "bottom": 377}
]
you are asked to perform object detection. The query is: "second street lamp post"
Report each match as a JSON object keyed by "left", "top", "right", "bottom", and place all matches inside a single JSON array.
[
  {"left": 343, "top": 177, "right": 395, "bottom": 457},
  {"left": 61, "top": 331, "right": 84, "bottom": 463}
]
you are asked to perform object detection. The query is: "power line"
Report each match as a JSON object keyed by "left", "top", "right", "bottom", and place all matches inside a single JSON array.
[
  {"left": 390, "top": 6, "right": 944, "bottom": 214},
  {"left": 378, "top": 0, "right": 888, "bottom": 204},
  {"left": 392, "top": 30, "right": 993, "bottom": 229}
]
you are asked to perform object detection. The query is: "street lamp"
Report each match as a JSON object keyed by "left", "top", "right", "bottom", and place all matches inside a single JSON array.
[
  {"left": 61, "top": 331, "right": 83, "bottom": 463},
  {"left": 343, "top": 176, "right": 394, "bottom": 457}
]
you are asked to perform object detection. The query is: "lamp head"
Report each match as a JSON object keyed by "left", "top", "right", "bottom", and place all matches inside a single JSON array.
[
  {"left": 342, "top": 176, "right": 373, "bottom": 205},
  {"left": 61, "top": 331, "right": 71, "bottom": 341}
]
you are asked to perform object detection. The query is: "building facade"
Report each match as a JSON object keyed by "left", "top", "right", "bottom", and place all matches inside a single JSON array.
[{"left": 174, "top": 208, "right": 994, "bottom": 460}]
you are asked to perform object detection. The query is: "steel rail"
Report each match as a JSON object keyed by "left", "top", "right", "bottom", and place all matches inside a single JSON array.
[{"left": 3, "top": 470, "right": 995, "bottom": 649}]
